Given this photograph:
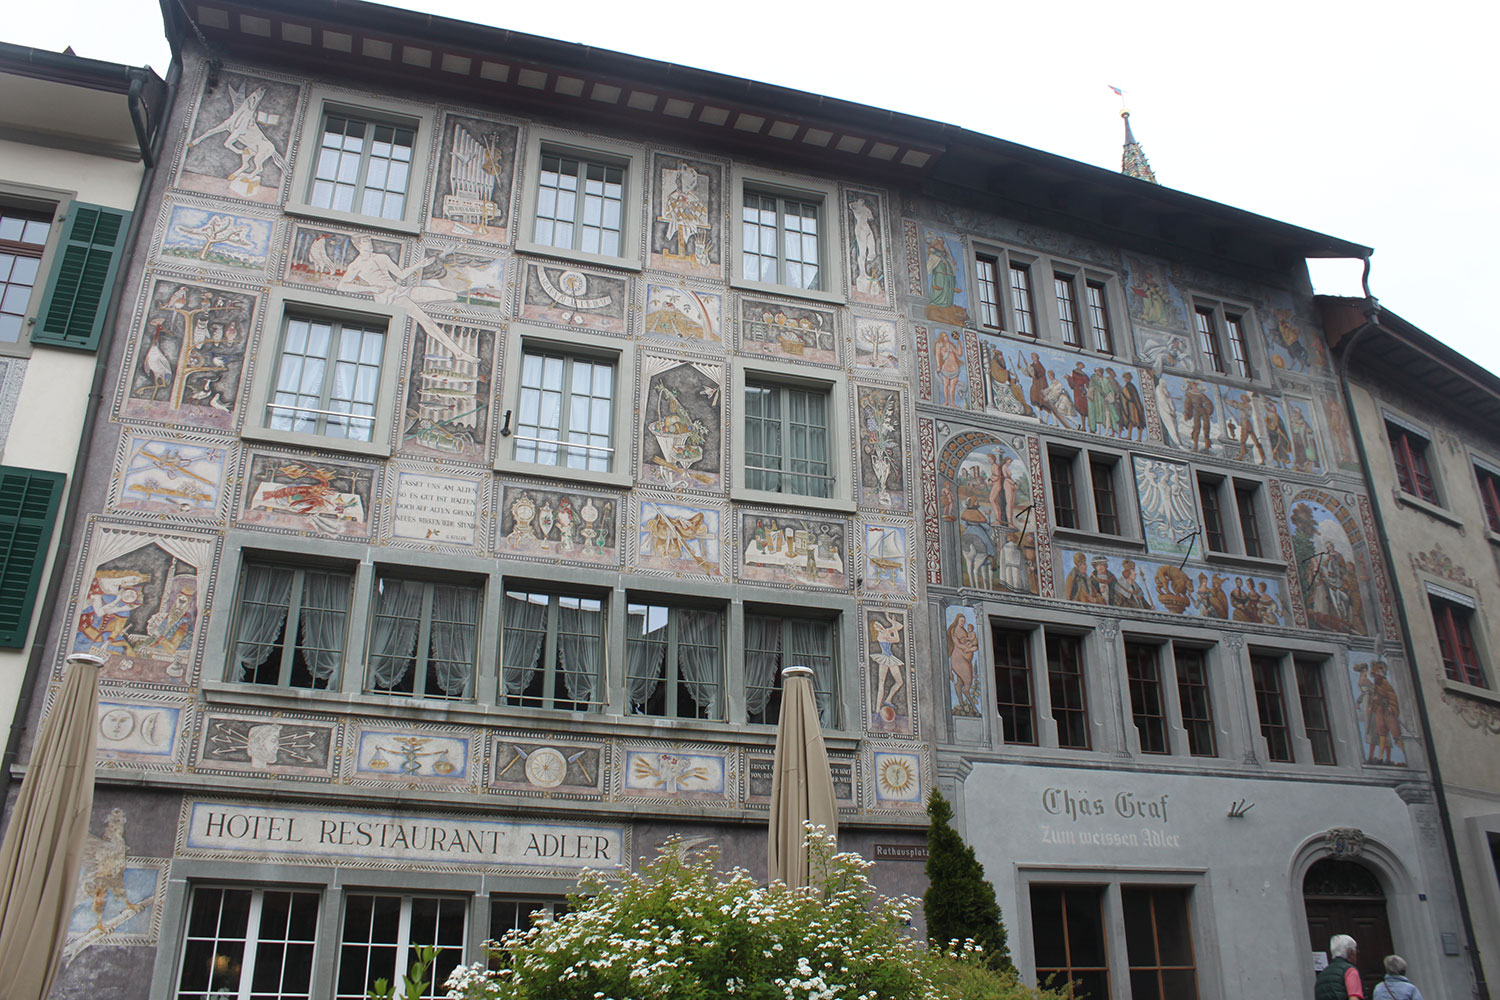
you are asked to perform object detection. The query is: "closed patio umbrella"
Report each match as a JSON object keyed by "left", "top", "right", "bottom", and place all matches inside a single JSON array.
[
  {"left": 767, "top": 665, "right": 838, "bottom": 888},
  {"left": 0, "top": 652, "right": 105, "bottom": 1000}
]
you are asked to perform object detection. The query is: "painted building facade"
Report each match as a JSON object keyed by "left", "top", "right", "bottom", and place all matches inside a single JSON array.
[
  {"left": 1324, "top": 298, "right": 1500, "bottom": 997},
  {"left": 2, "top": 2, "right": 1479, "bottom": 1000}
]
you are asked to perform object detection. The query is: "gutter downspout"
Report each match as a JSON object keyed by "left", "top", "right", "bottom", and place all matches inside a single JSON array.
[
  {"left": 0, "top": 52, "right": 182, "bottom": 807},
  {"left": 127, "top": 69, "right": 156, "bottom": 169},
  {"left": 1332, "top": 260, "right": 1491, "bottom": 1000}
]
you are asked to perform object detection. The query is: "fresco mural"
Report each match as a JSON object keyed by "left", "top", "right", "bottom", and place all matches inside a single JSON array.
[
  {"left": 1322, "top": 394, "right": 1361, "bottom": 473},
  {"left": 160, "top": 204, "right": 273, "bottom": 272},
  {"left": 390, "top": 468, "right": 483, "bottom": 549},
  {"left": 398, "top": 319, "right": 494, "bottom": 462},
  {"left": 644, "top": 283, "right": 721, "bottom": 342},
  {"left": 1262, "top": 294, "right": 1330, "bottom": 376},
  {"left": 1133, "top": 456, "right": 1197, "bottom": 557},
  {"left": 120, "top": 279, "right": 254, "bottom": 431},
  {"left": 938, "top": 431, "right": 1037, "bottom": 595},
  {"left": 943, "top": 604, "right": 982, "bottom": 717},
  {"left": 1284, "top": 395, "right": 1325, "bottom": 475},
  {"left": 927, "top": 327, "right": 969, "bottom": 409},
  {"left": 109, "top": 432, "right": 227, "bottom": 519},
  {"left": 239, "top": 453, "right": 377, "bottom": 539},
  {"left": 496, "top": 485, "right": 619, "bottom": 565},
  {"left": 177, "top": 70, "right": 298, "bottom": 204},
  {"left": 61, "top": 810, "right": 163, "bottom": 963},
  {"left": 739, "top": 512, "right": 847, "bottom": 589},
  {"left": 639, "top": 358, "right": 722, "bottom": 491},
  {"left": 871, "top": 750, "right": 922, "bottom": 805},
  {"left": 857, "top": 384, "right": 906, "bottom": 511},
  {"left": 1056, "top": 546, "right": 1288, "bottom": 624},
  {"left": 865, "top": 607, "right": 912, "bottom": 735},
  {"left": 649, "top": 153, "right": 721, "bottom": 277},
  {"left": 426, "top": 112, "right": 519, "bottom": 243},
  {"left": 97, "top": 699, "right": 182, "bottom": 760},
  {"left": 490, "top": 739, "right": 605, "bottom": 794},
  {"left": 861, "top": 523, "right": 910, "bottom": 598},
  {"left": 846, "top": 189, "right": 889, "bottom": 305},
  {"left": 739, "top": 297, "right": 837, "bottom": 365},
  {"left": 199, "top": 715, "right": 336, "bottom": 779},
  {"left": 519, "top": 261, "right": 628, "bottom": 333},
  {"left": 1289, "top": 489, "right": 1372, "bottom": 636},
  {"left": 354, "top": 730, "right": 470, "bottom": 785},
  {"left": 70, "top": 523, "right": 215, "bottom": 685},
  {"left": 853, "top": 318, "right": 900, "bottom": 372},
  {"left": 1349, "top": 652, "right": 1410, "bottom": 767},
  {"left": 1135, "top": 327, "right": 1195, "bottom": 372},
  {"left": 1153, "top": 369, "right": 1228, "bottom": 457},
  {"left": 920, "top": 229, "right": 968, "bottom": 326},
  {"left": 1123, "top": 255, "right": 1187, "bottom": 331},
  {"left": 286, "top": 224, "right": 402, "bottom": 291},
  {"left": 623, "top": 749, "right": 728, "bottom": 800},
  {"left": 637, "top": 497, "right": 723, "bottom": 577}
]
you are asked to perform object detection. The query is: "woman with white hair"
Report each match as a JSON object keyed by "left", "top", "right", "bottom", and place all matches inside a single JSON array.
[
  {"left": 1372, "top": 955, "right": 1424, "bottom": 1000},
  {"left": 1314, "top": 934, "right": 1366, "bottom": 999}
]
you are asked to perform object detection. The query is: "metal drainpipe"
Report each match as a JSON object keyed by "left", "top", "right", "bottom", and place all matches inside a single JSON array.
[
  {"left": 1332, "top": 263, "right": 1491, "bottom": 1000},
  {"left": 0, "top": 54, "right": 183, "bottom": 809}
]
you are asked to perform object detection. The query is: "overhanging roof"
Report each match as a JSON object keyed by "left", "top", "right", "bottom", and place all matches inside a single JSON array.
[
  {"left": 162, "top": 0, "right": 1372, "bottom": 278},
  {"left": 0, "top": 42, "right": 167, "bottom": 160}
]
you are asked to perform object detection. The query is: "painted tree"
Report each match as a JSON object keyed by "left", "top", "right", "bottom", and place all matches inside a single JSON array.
[{"left": 925, "top": 789, "right": 1013, "bottom": 972}]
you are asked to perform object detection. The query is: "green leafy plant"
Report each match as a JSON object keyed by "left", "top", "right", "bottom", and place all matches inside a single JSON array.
[
  {"left": 924, "top": 790, "right": 1012, "bottom": 972},
  {"left": 367, "top": 945, "right": 440, "bottom": 1000}
]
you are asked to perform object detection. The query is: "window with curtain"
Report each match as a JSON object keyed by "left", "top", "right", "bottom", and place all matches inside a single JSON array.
[
  {"left": 626, "top": 601, "right": 723, "bottom": 719},
  {"left": 232, "top": 560, "right": 353, "bottom": 689},
  {"left": 267, "top": 313, "right": 387, "bottom": 442},
  {"left": 365, "top": 572, "right": 481, "bottom": 700},
  {"left": 744, "top": 612, "right": 836, "bottom": 726},
  {"left": 514, "top": 348, "right": 615, "bottom": 472},
  {"left": 501, "top": 589, "right": 604, "bottom": 711},
  {"left": 744, "top": 381, "right": 832, "bottom": 498}
]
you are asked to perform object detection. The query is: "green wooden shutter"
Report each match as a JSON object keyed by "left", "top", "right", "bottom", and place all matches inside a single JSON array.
[
  {"left": 31, "top": 202, "right": 132, "bottom": 351},
  {"left": 0, "top": 467, "right": 66, "bottom": 648}
]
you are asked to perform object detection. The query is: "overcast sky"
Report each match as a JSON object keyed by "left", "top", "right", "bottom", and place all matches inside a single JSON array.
[{"left": 12, "top": 0, "right": 1497, "bottom": 374}]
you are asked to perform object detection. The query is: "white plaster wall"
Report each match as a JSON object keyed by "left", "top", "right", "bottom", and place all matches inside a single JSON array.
[
  {"left": 963, "top": 762, "right": 1472, "bottom": 1000},
  {"left": 0, "top": 137, "right": 143, "bottom": 210}
]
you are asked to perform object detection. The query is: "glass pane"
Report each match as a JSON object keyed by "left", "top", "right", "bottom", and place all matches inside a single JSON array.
[
  {"left": 1064, "top": 889, "right": 1107, "bottom": 966},
  {"left": 1030, "top": 886, "right": 1067, "bottom": 969}
]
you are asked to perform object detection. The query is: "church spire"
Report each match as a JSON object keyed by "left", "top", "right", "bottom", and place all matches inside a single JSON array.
[{"left": 1120, "top": 108, "right": 1158, "bottom": 184}]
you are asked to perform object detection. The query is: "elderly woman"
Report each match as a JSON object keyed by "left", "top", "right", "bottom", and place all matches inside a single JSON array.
[
  {"left": 1314, "top": 934, "right": 1365, "bottom": 999},
  {"left": 1372, "top": 955, "right": 1424, "bottom": 1000}
]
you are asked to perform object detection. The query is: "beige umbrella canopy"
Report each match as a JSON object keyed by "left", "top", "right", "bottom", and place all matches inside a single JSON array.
[
  {"left": 0, "top": 652, "right": 105, "bottom": 1000},
  {"left": 767, "top": 665, "right": 838, "bottom": 889}
]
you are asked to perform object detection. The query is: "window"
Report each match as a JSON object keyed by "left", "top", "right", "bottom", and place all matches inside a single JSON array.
[
  {"left": 1122, "top": 887, "right": 1200, "bottom": 1000},
  {"left": 1198, "top": 474, "right": 1226, "bottom": 552},
  {"left": 1090, "top": 458, "right": 1120, "bottom": 536},
  {"left": 1194, "top": 307, "right": 1225, "bottom": 375},
  {"left": 1194, "top": 301, "right": 1256, "bottom": 379},
  {"left": 336, "top": 894, "right": 465, "bottom": 1000},
  {"left": 975, "top": 254, "right": 1002, "bottom": 330},
  {"left": 0, "top": 207, "right": 51, "bottom": 343},
  {"left": 532, "top": 152, "right": 624, "bottom": 256},
  {"left": 515, "top": 348, "right": 615, "bottom": 472},
  {"left": 267, "top": 313, "right": 387, "bottom": 442},
  {"left": 745, "top": 381, "right": 832, "bottom": 499},
  {"left": 1124, "top": 642, "right": 1171, "bottom": 754},
  {"left": 1051, "top": 447, "right": 1130, "bottom": 537},
  {"left": 1085, "top": 280, "right": 1114, "bottom": 355},
  {"left": 286, "top": 91, "right": 434, "bottom": 232},
  {"left": 992, "top": 626, "right": 1036, "bottom": 745},
  {"left": 1295, "top": 658, "right": 1338, "bottom": 765},
  {"left": 500, "top": 589, "right": 605, "bottom": 711},
  {"left": 745, "top": 613, "right": 837, "bottom": 726},
  {"left": 1476, "top": 465, "right": 1500, "bottom": 532},
  {"left": 1047, "top": 632, "right": 1090, "bottom": 749},
  {"left": 1174, "top": 647, "right": 1217, "bottom": 757},
  {"left": 175, "top": 886, "right": 320, "bottom": 1000},
  {"left": 1009, "top": 263, "right": 1036, "bottom": 337},
  {"left": 1432, "top": 595, "right": 1485, "bottom": 687},
  {"left": 0, "top": 467, "right": 65, "bottom": 648},
  {"left": 309, "top": 113, "right": 415, "bottom": 222},
  {"left": 1250, "top": 654, "right": 1295, "bottom": 762},
  {"left": 1223, "top": 313, "right": 1252, "bottom": 379},
  {"left": 1030, "top": 885, "right": 1108, "bottom": 1000},
  {"left": 231, "top": 560, "right": 353, "bottom": 689},
  {"left": 1049, "top": 451, "right": 1078, "bottom": 530},
  {"left": 1054, "top": 272, "right": 1082, "bottom": 347},
  {"left": 366, "top": 573, "right": 482, "bottom": 700},
  {"left": 742, "top": 189, "right": 822, "bottom": 291},
  {"left": 1387, "top": 421, "right": 1439, "bottom": 504},
  {"left": 488, "top": 897, "right": 566, "bottom": 965},
  {"left": 1234, "top": 482, "right": 1264, "bottom": 558},
  {"left": 626, "top": 600, "right": 724, "bottom": 719}
]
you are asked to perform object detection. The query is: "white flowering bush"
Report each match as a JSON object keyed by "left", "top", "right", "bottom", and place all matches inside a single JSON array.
[{"left": 445, "top": 827, "right": 1066, "bottom": 1000}]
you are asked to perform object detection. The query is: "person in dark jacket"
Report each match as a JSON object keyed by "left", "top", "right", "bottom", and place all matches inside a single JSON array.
[
  {"left": 1371, "top": 955, "right": 1423, "bottom": 1000},
  {"left": 1314, "top": 934, "right": 1365, "bottom": 999}
]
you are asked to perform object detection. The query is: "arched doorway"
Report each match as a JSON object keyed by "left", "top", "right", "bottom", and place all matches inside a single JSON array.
[{"left": 1304, "top": 858, "right": 1393, "bottom": 989}]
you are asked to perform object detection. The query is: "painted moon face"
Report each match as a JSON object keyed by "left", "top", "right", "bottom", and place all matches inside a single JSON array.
[{"left": 524, "top": 747, "right": 568, "bottom": 788}]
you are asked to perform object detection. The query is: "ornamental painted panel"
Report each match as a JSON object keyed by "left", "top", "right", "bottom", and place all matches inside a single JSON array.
[
  {"left": 1122, "top": 255, "right": 1187, "bottom": 331},
  {"left": 1348, "top": 652, "right": 1411, "bottom": 767},
  {"left": 621, "top": 748, "right": 729, "bottom": 801},
  {"left": 519, "top": 260, "right": 628, "bottom": 333},
  {"left": 1262, "top": 295, "right": 1331, "bottom": 377},
  {"left": 918, "top": 229, "right": 968, "bottom": 326},
  {"left": 1322, "top": 394, "right": 1362, "bottom": 473},
  {"left": 977, "top": 334, "right": 1148, "bottom": 442},
  {"left": 176, "top": 70, "right": 299, "bottom": 204},
  {"left": 196, "top": 714, "right": 337, "bottom": 780},
  {"left": 738, "top": 297, "right": 838, "bottom": 366},
  {"left": 648, "top": 153, "right": 722, "bottom": 278},
  {"left": 397, "top": 318, "right": 495, "bottom": 463},
  {"left": 1133, "top": 456, "right": 1196, "bottom": 558},
  {"left": 1283, "top": 395, "right": 1326, "bottom": 475},
  {"left": 1288, "top": 489, "right": 1373, "bottom": 636},
  {"left": 738, "top": 511, "right": 848, "bottom": 590},
  {"left": 943, "top": 604, "right": 982, "bottom": 717},
  {"left": 845, "top": 188, "right": 891, "bottom": 306},
  {"left": 494, "top": 484, "right": 620, "bottom": 566},
  {"left": 865, "top": 607, "right": 913, "bottom": 736},
  {"left": 61, "top": 810, "right": 166, "bottom": 963},
  {"left": 938, "top": 430, "right": 1038, "bottom": 595},
  {"left": 389, "top": 468, "right": 483, "bottom": 549},
  {"left": 159, "top": 201, "right": 275, "bottom": 274},
  {"left": 351, "top": 727, "right": 473, "bottom": 788},
  {"left": 1135, "top": 327, "right": 1196, "bottom": 373},
  {"left": 643, "top": 282, "right": 722, "bottom": 342},
  {"left": 1055, "top": 546, "right": 1288, "bottom": 625},
  {"left": 118, "top": 279, "right": 254, "bottom": 431},
  {"left": 284, "top": 223, "right": 403, "bottom": 292},
  {"left": 635, "top": 496, "right": 724, "bottom": 579},
  {"left": 861, "top": 520, "right": 912, "bottom": 600},
  {"left": 96, "top": 699, "right": 182, "bottom": 762},
  {"left": 926, "top": 326, "right": 969, "bottom": 409},
  {"left": 238, "top": 452, "right": 378, "bottom": 540},
  {"left": 412, "top": 240, "right": 507, "bottom": 312},
  {"left": 853, "top": 317, "right": 901, "bottom": 373},
  {"left": 639, "top": 357, "right": 723, "bottom": 492},
  {"left": 856, "top": 384, "right": 907, "bottom": 511},
  {"left": 107, "top": 430, "right": 229, "bottom": 521},
  {"left": 426, "top": 112, "right": 519, "bottom": 244},
  {"left": 1153, "top": 371, "right": 1228, "bottom": 457}
]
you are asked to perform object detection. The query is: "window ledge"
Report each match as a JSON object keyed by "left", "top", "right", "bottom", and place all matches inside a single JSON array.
[
  {"left": 492, "top": 455, "right": 633, "bottom": 489},
  {"left": 1487, "top": 529, "right": 1500, "bottom": 548},
  {"left": 1050, "top": 527, "right": 1145, "bottom": 552},
  {"left": 730, "top": 485, "right": 856, "bottom": 514},
  {"left": 728, "top": 274, "right": 846, "bottom": 308},
  {"left": 1201, "top": 551, "right": 1287, "bottom": 574},
  {"left": 514, "top": 241, "right": 643, "bottom": 273},
  {"left": 1396, "top": 490, "right": 1464, "bottom": 528},
  {"left": 1441, "top": 676, "right": 1500, "bottom": 707},
  {"left": 239, "top": 423, "right": 393, "bottom": 460},
  {"left": 283, "top": 200, "right": 423, "bottom": 238}
]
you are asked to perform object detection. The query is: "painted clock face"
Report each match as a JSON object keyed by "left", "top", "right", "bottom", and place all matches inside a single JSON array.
[{"left": 524, "top": 747, "right": 568, "bottom": 788}]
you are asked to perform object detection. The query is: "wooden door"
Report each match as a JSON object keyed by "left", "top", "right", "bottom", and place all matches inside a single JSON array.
[{"left": 1305, "top": 859, "right": 1393, "bottom": 991}]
